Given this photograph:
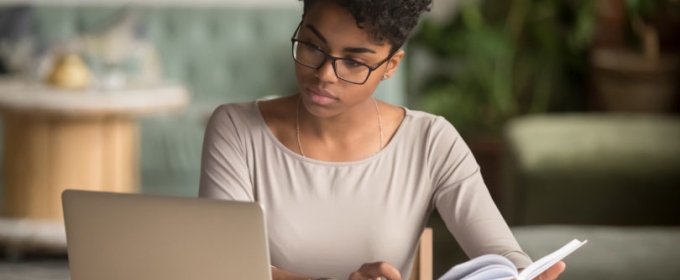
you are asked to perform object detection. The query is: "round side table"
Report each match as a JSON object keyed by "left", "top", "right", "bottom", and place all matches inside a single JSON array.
[{"left": 0, "top": 79, "right": 189, "bottom": 222}]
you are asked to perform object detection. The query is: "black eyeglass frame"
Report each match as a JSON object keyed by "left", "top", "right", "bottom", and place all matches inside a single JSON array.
[{"left": 290, "top": 21, "right": 397, "bottom": 85}]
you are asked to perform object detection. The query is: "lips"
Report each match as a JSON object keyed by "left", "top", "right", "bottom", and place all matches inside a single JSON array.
[{"left": 306, "top": 87, "right": 338, "bottom": 105}]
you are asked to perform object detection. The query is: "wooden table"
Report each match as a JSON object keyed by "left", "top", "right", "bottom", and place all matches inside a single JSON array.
[{"left": 0, "top": 79, "right": 189, "bottom": 221}]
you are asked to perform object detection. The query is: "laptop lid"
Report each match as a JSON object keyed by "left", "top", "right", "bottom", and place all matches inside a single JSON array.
[{"left": 62, "top": 190, "right": 271, "bottom": 280}]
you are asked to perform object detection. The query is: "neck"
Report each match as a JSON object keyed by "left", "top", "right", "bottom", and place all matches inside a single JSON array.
[{"left": 297, "top": 96, "right": 379, "bottom": 143}]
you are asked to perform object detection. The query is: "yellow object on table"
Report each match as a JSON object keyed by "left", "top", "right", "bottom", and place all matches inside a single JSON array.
[{"left": 46, "top": 54, "right": 91, "bottom": 91}]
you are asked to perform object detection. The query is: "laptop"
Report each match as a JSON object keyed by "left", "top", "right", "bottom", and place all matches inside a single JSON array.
[{"left": 62, "top": 190, "right": 272, "bottom": 280}]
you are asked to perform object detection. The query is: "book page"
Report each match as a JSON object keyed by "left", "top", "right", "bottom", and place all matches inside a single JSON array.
[
  {"left": 438, "top": 254, "right": 517, "bottom": 280},
  {"left": 518, "top": 239, "right": 588, "bottom": 280},
  {"left": 460, "top": 264, "right": 518, "bottom": 280}
]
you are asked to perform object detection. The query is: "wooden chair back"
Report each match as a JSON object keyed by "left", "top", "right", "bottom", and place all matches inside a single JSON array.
[{"left": 408, "top": 228, "right": 433, "bottom": 280}]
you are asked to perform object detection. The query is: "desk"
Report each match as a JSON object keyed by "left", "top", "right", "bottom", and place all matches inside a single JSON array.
[{"left": 0, "top": 79, "right": 189, "bottom": 221}]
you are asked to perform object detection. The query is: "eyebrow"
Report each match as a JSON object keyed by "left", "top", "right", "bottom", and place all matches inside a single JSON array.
[{"left": 305, "top": 24, "right": 377, "bottom": 54}]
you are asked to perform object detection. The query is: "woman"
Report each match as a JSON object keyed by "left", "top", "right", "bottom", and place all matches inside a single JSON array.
[{"left": 199, "top": 0, "right": 566, "bottom": 280}]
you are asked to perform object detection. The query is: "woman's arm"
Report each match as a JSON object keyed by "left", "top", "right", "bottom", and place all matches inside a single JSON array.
[
  {"left": 426, "top": 117, "right": 567, "bottom": 279},
  {"left": 426, "top": 117, "right": 533, "bottom": 269},
  {"left": 199, "top": 104, "right": 254, "bottom": 201}
]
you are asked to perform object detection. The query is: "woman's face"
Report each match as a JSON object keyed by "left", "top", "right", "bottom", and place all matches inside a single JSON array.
[{"left": 293, "top": 1, "right": 404, "bottom": 118}]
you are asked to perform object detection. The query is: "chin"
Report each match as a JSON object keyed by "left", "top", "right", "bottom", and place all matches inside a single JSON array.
[{"left": 300, "top": 96, "right": 341, "bottom": 118}]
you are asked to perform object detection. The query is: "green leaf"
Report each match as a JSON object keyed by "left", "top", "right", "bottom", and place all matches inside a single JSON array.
[{"left": 461, "top": 1, "right": 486, "bottom": 30}]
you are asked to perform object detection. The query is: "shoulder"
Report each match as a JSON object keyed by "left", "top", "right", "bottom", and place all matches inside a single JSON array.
[
  {"left": 205, "top": 101, "right": 262, "bottom": 141},
  {"left": 404, "top": 111, "right": 478, "bottom": 184},
  {"left": 400, "top": 109, "right": 470, "bottom": 167},
  {"left": 402, "top": 108, "right": 462, "bottom": 141},
  {"left": 211, "top": 101, "right": 258, "bottom": 121}
]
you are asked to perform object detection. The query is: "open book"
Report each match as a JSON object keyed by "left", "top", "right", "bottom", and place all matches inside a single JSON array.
[{"left": 438, "top": 239, "right": 587, "bottom": 280}]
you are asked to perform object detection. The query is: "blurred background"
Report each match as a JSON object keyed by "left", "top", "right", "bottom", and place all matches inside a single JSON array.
[{"left": 0, "top": 0, "right": 678, "bottom": 279}]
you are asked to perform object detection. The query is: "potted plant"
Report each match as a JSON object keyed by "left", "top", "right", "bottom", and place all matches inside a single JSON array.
[
  {"left": 411, "top": 0, "right": 595, "bottom": 134},
  {"left": 409, "top": 0, "right": 595, "bottom": 201},
  {"left": 590, "top": 0, "right": 680, "bottom": 112}
]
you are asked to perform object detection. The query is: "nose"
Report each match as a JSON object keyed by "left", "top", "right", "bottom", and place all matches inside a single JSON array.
[{"left": 314, "top": 59, "right": 338, "bottom": 83}]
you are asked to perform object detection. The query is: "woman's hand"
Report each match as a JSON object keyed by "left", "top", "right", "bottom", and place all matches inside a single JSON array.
[
  {"left": 348, "top": 261, "right": 401, "bottom": 280},
  {"left": 533, "top": 261, "right": 566, "bottom": 280}
]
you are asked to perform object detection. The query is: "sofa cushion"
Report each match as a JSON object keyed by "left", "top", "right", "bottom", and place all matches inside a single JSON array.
[
  {"left": 502, "top": 114, "right": 680, "bottom": 225},
  {"left": 513, "top": 225, "right": 680, "bottom": 280}
]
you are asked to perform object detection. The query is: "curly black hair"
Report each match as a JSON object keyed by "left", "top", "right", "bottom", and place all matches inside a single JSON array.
[{"left": 300, "top": 0, "right": 432, "bottom": 52}]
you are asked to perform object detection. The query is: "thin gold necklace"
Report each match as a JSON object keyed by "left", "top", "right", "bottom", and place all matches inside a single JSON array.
[{"left": 296, "top": 96, "right": 384, "bottom": 158}]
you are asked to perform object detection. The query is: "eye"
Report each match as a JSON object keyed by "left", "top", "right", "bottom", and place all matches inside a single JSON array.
[
  {"left": 312, "top": 44, "right": 324, "bottom": 51},
  {"left": 341, "top": 59, "right": 363, "bottom": 69},
  {"left": 301, "top": 42, "right": 321, "bottom": 52}
]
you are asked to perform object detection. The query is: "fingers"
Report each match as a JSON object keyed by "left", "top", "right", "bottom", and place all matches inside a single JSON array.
[
  {"left": 537, "top": 261, "right": 566, "bottom": 280},
  {"left": 348, "top": 262, "right": 402, "bottom": 280}
]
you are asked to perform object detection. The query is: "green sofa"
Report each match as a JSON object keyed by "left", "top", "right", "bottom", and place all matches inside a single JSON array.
[
  {"left": 0, "top": 4, "right": 408, "bottom": 201},
  {"left": 502, "top": 114, "right": 680, "bottom": 226},
  {"left": 501, "top": 114, "right": 680, "bottom": 280}
]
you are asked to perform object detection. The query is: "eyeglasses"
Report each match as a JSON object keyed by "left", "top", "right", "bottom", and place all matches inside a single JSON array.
[{"left": 290, "top": 22, "right": 395, "bottom": 85}]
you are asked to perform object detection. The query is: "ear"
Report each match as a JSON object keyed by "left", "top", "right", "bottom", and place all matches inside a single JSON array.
[{"left": 381, "top": 49, "right": 404, "bottom": 80}]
